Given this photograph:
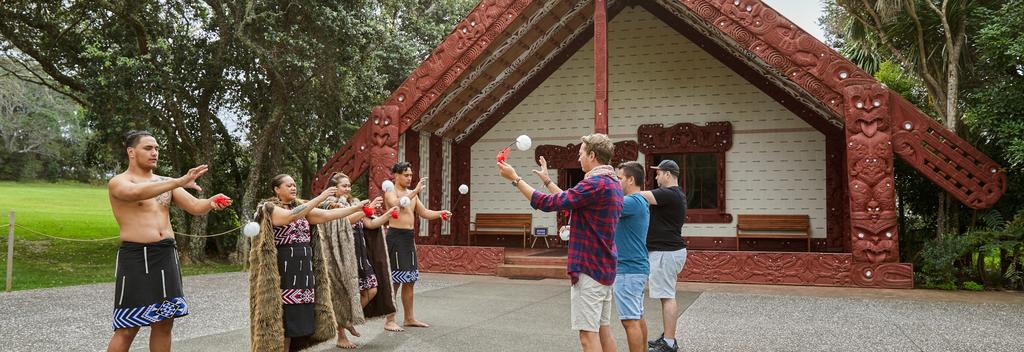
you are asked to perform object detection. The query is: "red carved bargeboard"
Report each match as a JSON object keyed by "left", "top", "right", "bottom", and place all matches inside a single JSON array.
[{"left": 416, "top": 245, "right": 505, "bottom": 276}]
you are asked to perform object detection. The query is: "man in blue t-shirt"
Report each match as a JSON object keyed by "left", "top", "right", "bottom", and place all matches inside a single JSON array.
[{"left": 614, "top": 161, "right": 650, "bottom": 352}]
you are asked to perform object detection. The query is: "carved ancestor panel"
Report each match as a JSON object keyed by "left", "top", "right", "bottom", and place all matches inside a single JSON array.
[
  {"left": 889, "top": 97, "right": 1008, "bottom": 209},
  {"left": 679, "top": 250, "right": 912, "bottom": 288},
  {"left": 842, "top": 82, "right": 898, "bottom": 266},
  {"left": 386, "top": 0, "right": 532, "bottom": 132},
  {"left": 416, "top": 245, "right": 505, "bottom": 276},
  {"left": 637, "top": 121, "right": 732, "bottom": 154},
  {"left": 534, "top": 140, "right": 639, "bottom": 169},
  {"left": 368, "top": 106, "right": 401, "bottom": 201}
]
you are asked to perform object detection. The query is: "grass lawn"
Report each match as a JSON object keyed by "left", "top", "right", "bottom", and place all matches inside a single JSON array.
[{"left": 0, "top": 181, "right": 240, "bottom": 291}]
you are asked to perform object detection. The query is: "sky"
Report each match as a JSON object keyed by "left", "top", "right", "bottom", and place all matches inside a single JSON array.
[{"left": 762, "top": 0, "right": 829, "bottom": 43}]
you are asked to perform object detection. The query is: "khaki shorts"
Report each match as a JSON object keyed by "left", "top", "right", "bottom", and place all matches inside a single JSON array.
[
  {"left": 648, "top": 248, "right": 687, "bottom": 299},
  {"left": 570, "top": 273, "right": 613, "bottom": 332}
]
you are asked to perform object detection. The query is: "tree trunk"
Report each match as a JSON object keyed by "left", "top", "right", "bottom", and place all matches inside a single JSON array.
[{"left": 233, "top": 106, "right": 288, "bottom": 265}]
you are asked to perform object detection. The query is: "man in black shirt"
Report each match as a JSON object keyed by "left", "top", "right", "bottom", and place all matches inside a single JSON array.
[{"left": 639, "top": 160, "right": 688, "bottom": 352}]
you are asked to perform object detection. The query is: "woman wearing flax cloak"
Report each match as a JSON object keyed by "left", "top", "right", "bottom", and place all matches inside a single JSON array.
[
  {"left": 249, "top": 174, "right": 368, "bottom": 351},
  {"left": 316, "top": 172, "right": 397, "bottom": 349}
]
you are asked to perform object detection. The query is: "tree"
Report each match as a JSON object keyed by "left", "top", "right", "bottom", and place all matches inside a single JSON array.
[
  {"left": 825, "top": 0, "right": 1004, "bottom": 235},
  {"left": 0, "top": 0, "right": 240, "bottom": 262}
]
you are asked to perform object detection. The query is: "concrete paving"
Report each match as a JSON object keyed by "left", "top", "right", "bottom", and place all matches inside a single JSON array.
[{"left": 1, "top": 272, "right": 1023, "bottom": 351}]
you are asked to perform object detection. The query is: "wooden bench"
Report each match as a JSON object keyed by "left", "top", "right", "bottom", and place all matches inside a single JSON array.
[
  {"left": 469, "top": 213, "right": 532, "bottom": 248},
  {"left": 735, "top": 214, "right": 811, "bottom": 252}
]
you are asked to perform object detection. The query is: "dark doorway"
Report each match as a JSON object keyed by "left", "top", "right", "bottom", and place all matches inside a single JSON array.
[{"left": 557, "top": 168, "right": 585, "bottom": 229}]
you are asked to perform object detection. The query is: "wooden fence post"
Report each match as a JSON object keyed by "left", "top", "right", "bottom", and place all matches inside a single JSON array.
[{"left": 5, "top": 212, "right": 14, "bottom": 292}]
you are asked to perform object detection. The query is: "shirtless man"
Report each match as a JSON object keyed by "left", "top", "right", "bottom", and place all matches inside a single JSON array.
[
  {"left": 382, "top": 161, "right": 451, "bottom": 332},
  {"left": 106, "top": 131, "right": 230, "bottom": 352}
]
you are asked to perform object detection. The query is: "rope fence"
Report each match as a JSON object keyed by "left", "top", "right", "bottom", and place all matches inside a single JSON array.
[{"left": 3, "top": 211, "right": 243, "bottom": 291}]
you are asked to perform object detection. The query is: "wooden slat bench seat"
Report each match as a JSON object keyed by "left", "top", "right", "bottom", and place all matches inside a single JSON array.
[
  {"left": 736, "top": 214, "right": 811, "bottom": 252},
  {"left": 469, "top": 213, "right": 532, "bottom": 248}
]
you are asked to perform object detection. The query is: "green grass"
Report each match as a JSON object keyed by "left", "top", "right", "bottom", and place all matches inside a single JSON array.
[{"left": 0, "top": 181, "right": 240, "bottom": 291}]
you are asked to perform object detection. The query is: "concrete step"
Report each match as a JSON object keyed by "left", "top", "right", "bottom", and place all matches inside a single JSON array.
[
  {"left": 504, "top": 255, "right": 568, "bottom": 266},
  {"left": 496, "top": 264, "right": 568, "bottom": 279}
]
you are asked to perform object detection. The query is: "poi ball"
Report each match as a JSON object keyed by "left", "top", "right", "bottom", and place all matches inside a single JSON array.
[
  {"left": 242, "top": 222, "right": 260, "bottom": 237},
  {"left": 559, "top": 228, "right": 570, "bottom": 241},
  {"left": 458, "top": 184, "right": 469, "bottom": 195},
  {"left": 515, "top": 135, "right": 532, "bottom": 151},
  {"left": 381, "top": 180, "right": 395, "bottom": 192},
  {"left": 399, "top": 196, "right": 411, "bottom": 208}
]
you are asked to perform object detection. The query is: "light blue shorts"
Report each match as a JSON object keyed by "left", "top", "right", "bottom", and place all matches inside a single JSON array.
[{"left": 613, "top": 273, "right": 648, "bottom": 320}]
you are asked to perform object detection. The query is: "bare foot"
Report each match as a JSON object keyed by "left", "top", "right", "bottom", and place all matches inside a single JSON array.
[
  {"left": 345, "top": 325, "right": 361, "bottom": 337},
  {"left": 383, "top": 321, "right": 405, "bottom": 332},
  {"left": 336, "top": 336, "right": 357, "bottom": 349},
  {"left": 403, "top": 319, "right": 430, "bottom": 328}
]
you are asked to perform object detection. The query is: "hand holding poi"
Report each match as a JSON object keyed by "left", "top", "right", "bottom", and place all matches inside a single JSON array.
[
  {"left": 210, "top": 194, "right": 232, "bottom": 210},
  {"left": 497, "top": 161, "right": 519, "bottom": 181}
]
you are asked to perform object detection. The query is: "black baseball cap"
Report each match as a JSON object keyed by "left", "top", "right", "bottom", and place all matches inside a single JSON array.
[{"left": 650, "top": 160, "right": 680, "bottom": 176}]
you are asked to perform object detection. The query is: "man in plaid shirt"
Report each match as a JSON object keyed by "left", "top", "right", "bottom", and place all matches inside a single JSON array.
[{"left": 497, "top": 133, "right": 623, "bottom": 352}]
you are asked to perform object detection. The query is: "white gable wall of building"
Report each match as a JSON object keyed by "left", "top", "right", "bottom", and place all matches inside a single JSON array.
[{"left": 469, "top": 7, "right": 826, "bottom": 238}]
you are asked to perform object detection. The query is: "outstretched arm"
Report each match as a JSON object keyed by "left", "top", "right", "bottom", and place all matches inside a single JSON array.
[
  {"left": 363, "top": 206, "right": 399, "bottom": 229},
  {"left": 308, "top": 199, "right": 370, "bottom": 225},
  {"left": 413, "top": 197, "right": 451, "bottom": 221},
  {"left": 108, "top": 165, "right": 207, "bottom": 202},
  {"left": 271, "top": 187, "right": 336, "bottom": 226},
  {"left": 172, "top": 188, "right": 230, "bottom": 215}
]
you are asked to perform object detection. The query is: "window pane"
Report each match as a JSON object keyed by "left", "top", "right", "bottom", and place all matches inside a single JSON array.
[{"left": 685, "top": 153, "right": 718, "bottom": 209}]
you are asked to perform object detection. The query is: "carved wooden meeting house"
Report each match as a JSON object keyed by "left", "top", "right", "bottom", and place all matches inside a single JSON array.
[{"left": 312, "top": 0, "right": 1007, "bottom": 289}]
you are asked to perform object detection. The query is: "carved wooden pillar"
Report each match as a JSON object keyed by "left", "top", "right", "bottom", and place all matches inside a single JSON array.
[
  {"left": 594, "top": 0, "right": 609, "bottom": 134},
  {"left": 368, "top": 105, "right": 400, "bottom": 202},
  {"left": 843, "top": 82, "right": 912, "bottom": 287},
  {"left": 449, "top": 141, "right": 472, "bottom": 246},
  {"left": 427, "top": 134, "right": 444, "bottom": 244}
]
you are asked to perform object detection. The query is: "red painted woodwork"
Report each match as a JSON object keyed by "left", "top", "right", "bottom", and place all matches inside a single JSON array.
[
  {"left": 426, "top": 135, "right": 444, "bottom": 244},
  {"left": 449, "top": 142, "right": 472, "bottom": 245},
  {"left": 416, "top": 245, "right": 505, "bottom": 276},
  {"left": 679, "top": 251, "right": 911, "bottom": 288},
  {"left": 671, "top": 0, "right": 1006, "bottom": 208},
  {"left": 534, "top": 140, "right": 639, "bottom": 169},
  {"left": 638, "top": 122, "right": 731, "bottom": 223},
  {"left": 387, "top": 0, "right": 533, "bottom": 133},
  {"left": 842, "top": 82, "right": 898, "bottom": 265},
  {"left": 594, "top": 0, "right": 609, "bottom": 134},
  {"left": 889, "top": 97, "right": 1008, "bottom": 209}
]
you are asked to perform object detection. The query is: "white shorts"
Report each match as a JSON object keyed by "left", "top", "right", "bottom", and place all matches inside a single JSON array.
[
  {"left": 648, "top": 248, "right": 687, "bottom": 299},
  {"left": 570, "top": 273, "right": 613, "bottom": 332}
]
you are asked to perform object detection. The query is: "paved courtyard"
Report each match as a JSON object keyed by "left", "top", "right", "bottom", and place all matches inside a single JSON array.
[{"left": 2, "top": 272, "right": 1023, "bottom": 351}]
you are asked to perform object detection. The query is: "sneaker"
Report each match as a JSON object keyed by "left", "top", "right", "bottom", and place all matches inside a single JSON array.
[
  {"left": 648, "top": 334, "right": 665, "bottom": 348},
  {"left": 648, "top": 339, "right": 678, "bottom": 352}
]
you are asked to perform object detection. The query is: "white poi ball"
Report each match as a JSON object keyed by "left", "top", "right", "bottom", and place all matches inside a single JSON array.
[
  {"left": 458, "top": 184, "right": 469, "bottom": 195},
  {"left": 559, "top": 227, "right": 570, "bottom": 241},
  {"left": 515, "top": 134, "right": 532, "bottom": 151},
  {"left": 381, "top": 180, "right": 395, "bottom": 192},
  {"left": 242, "top": 222, "right": 261, "bottom": 237},
  {"left": 399, "top": 196, "right": 411, "bottom": 208}
]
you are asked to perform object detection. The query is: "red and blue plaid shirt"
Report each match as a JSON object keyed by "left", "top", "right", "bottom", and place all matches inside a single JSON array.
[{"left": 531, "top": 174, "right": 622, "bottom": 285}]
